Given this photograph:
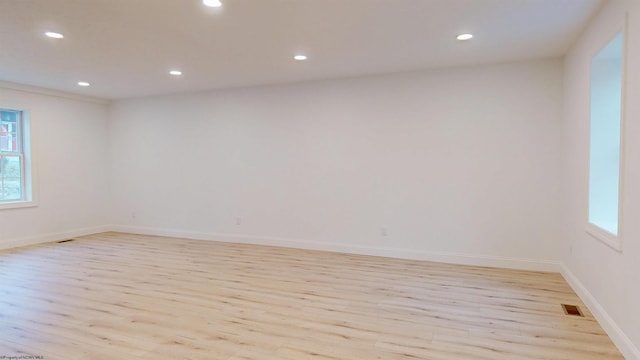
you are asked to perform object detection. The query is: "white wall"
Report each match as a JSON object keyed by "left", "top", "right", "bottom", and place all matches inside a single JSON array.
[
  {"left": 0, "top": 85, "right": 110, "bottom": 249},
  {"left": 109, "top": 59, "right": 563, "bottom": 269},
  {"left": 561, "top": 0, "right": 640, "bottom": 358}
]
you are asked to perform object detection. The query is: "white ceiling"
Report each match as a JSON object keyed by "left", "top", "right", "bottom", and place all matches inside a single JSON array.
[{"left": 0, "top": 0, "right": 602, "bottom": 100}]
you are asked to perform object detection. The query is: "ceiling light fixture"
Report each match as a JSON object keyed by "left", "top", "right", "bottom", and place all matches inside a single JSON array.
[
  {"left": 45, "top": 31, "right": 64, "bottom": 39},
  {"left": 77, "top": 81, "right": 90, "bottom": 87},
  {"left": 169, "top": 70, "right": 183, "bottom": 76},
  {"left": 456, "top": 33, "right": 473, "bottom": 41},
  {"left": 203, "top": 0, "right": 222, "bottom": 7},
  {"left": 294, "top": 55, "right": 308, "bottom": 61}
]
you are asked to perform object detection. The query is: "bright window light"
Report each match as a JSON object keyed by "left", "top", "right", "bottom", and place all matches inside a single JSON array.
[
  {"left": 588, "top": 31, "right": 624, "bottom": 245},
  {"left": 0, "top": 108, "right": 33, "bottom": 207}
]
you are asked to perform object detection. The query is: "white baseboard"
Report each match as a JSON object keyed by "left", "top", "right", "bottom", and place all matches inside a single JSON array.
[
  {"left": 561, "top": 264, "right": 640, "bottom": 360},
  {"left": 0, "top": 225, "right": 111, "bottom": 251},
  {"left": 110, "top": 224, "right": 561, "bottom": 272}
]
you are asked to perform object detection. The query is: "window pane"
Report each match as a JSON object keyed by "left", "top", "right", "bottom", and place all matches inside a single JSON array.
[
  {"left": 0, "top": 156, "right": 23, "bottom": 201},
  {"left": 2, "top": 178, "right": 22, "bottom": 201},
  {"left": 589, "top": 32, "right": 623, "bottom": 236},
  {"left": 0, "top": 126, "right": 11, "bottom": 152},
  {"left": 1, "top": 110, "right": 20, "bottom": 153}
]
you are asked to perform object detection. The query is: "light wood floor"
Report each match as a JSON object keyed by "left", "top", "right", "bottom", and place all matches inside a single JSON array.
[{"left": 0, "top": 232, "right": 623, "bottom": 359}]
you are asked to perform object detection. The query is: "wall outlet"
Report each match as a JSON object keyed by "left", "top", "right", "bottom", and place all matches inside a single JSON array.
[{"left": 380, "top": 227, "right": 388, "bottom": 236}]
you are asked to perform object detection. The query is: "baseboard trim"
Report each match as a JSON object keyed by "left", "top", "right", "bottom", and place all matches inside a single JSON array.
[
  {"left": 0, "top": 225, "right": 111, "bottom": 251},
  {"left": 561, "top": 264, "right": 640, "bottom": 360},
  {"left": 110, "top": 225, "right": 561, "bottom": 272}
]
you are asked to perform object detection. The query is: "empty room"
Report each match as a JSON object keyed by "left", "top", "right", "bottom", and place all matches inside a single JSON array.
[{"left": 0, "top": 0, "right": 638, "bottom": 359}]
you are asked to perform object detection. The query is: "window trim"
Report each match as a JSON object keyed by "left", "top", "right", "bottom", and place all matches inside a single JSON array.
[
  {"left": 586, "top": 223, "right": 622, "bottom": 252},
  {"left": 0, "top": 107, "right": 36, "bottom": 211},
  {"left": 585, "top": 16, "right": 627, "bottom": 252}
]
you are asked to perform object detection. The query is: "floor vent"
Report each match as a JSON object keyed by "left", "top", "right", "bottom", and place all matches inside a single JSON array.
[
  {"left": 57, "top": 239, "right": 75, "bottom": 244},
  {"left": 561, "top": 304, "right": 584, "bottom": 317}
]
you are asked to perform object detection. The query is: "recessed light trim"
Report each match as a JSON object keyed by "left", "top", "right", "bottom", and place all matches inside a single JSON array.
[
  {"left": 203, "top": 0, "right": 222, "bottom": 7},
  {"left": 77, "top": 81, "right": 90, "bottom": 87},
  {"left": 169, "top": 70, "right": 183, "bottom": 76},
  {"left": 294, "top": 55, "right": 308, "bottom": 61},
  {"left": 457, "top": 33, "right": 474, "bottom": 41},
  {"left": 45, "top": 31, "right": 64, "bottom": 39}
]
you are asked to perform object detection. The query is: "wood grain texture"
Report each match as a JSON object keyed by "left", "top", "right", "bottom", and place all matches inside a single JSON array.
[{"left": 0, "top": 232, "right": 623, "bottom": 359}]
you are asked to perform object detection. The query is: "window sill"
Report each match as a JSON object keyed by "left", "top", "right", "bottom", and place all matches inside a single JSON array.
[
  {"left": 586, "top": 223, "right": 622, "bottom": 252},
  {"left": 0, "top": 200, "right": 37, "bottom": 211}
]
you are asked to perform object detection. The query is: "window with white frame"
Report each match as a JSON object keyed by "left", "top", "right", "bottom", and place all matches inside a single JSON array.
[
  {"left": 587, "top": 30, "right": 625, "bottom": 251},
  {"left": 0, "top": 108, "right": 32, "bottom": 205}
]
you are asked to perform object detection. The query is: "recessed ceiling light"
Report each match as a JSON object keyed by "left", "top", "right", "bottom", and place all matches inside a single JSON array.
[
  {"left": 77, "top": 81, "right": 90, "bottom": 87},
  {"left": 45, "top": 31, "right": 64, "bottom": 39},
  {"left": 456, "top": 33, "right": 473, "bottom": 41},
  {"left": 203, "top": 0, "right": 222, "bottom": 7},
  {"left": 169, "top": 70, "right": 183, "bottom": 76},
  {"left": 294, "top": 55, "right": 308, "bottom": 61}
]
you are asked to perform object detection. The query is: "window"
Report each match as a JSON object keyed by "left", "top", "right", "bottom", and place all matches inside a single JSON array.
[
  {"left": 587, "top": 30, "right": 625, "bottom": 251},
  {"left": 0, "top": 108, "right": 33, "bottom": 208}
]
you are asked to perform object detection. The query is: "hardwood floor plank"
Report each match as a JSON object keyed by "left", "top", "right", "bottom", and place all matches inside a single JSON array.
[{"left": 0, "top": 232, "right": 623, "bottom": 359}]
